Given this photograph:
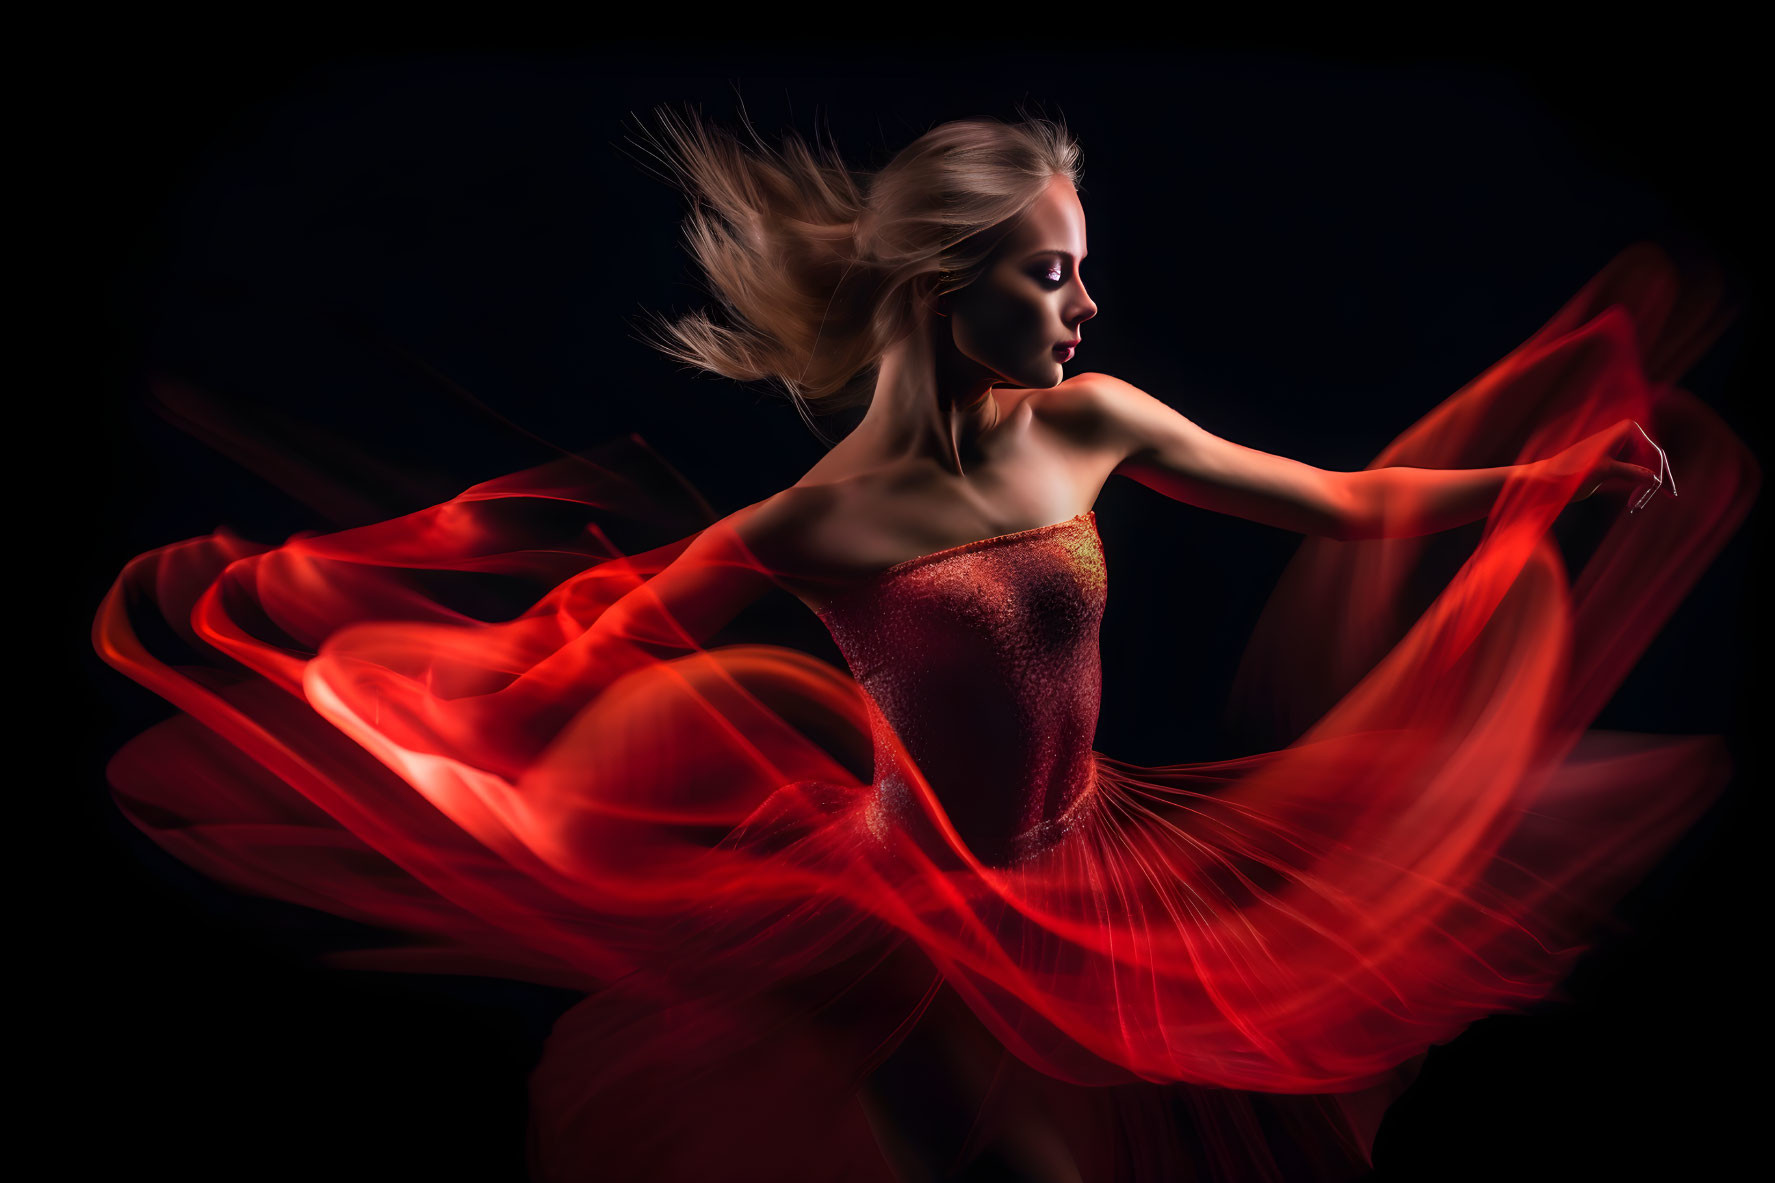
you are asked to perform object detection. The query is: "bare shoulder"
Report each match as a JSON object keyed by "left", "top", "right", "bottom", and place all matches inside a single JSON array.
[
  {"left": 1025, "top": 371, "right": 1153, "bottom": 455},
  {"left": 1036, "top": 371, "right": 1157, "bottom": 411},
  {"left": 720, "top": 483, "right": 844, "bottom": 575}
]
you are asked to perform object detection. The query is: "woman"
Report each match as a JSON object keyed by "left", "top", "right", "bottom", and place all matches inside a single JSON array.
[{"left": 97, "top": 111, "right": 1757, "bottom": 1181}]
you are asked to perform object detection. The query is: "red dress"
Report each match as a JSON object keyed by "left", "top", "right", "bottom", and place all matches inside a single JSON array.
[{"left": 95, "top": 244, "right": 1758, "bottom": 1180}]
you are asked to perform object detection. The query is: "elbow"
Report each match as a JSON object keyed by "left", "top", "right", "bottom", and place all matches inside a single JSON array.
[
  {"left": 1321, "top": 477, "right": 1368, "bottom": 542},
  {"left": 1330, "top": 501, "right": 1375, "bottom": 541}
]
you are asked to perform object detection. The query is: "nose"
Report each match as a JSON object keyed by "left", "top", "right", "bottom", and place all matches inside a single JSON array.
[{"left": 1070, "top": 280, "right": 1098, "bottom": 328}]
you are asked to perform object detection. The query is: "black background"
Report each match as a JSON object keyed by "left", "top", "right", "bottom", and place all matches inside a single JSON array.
[{"left": 61, "top": 36, "right": 1764, "bottom": 1181}]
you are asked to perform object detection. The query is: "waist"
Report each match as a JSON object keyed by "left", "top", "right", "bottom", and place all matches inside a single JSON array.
[
  {"left": 1008, "top": 760, "right": 1101, "bottom": 865},
  {"left": 865, "top": 754, "right": 1101, "bottom": 868}
]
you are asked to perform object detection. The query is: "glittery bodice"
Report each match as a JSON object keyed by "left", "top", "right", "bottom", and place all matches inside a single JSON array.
[{"left": 813, "top": 512, "right": 1107, "bottom": 865}]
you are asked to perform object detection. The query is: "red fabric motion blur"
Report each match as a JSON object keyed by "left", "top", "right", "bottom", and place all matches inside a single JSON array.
[{"left": 97, "top": 244, "right": 1758, "bottom": 1182}]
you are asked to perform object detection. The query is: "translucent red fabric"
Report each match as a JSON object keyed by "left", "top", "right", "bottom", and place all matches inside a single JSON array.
[{"left": 96, "top": 244, "right": 1757, "bottom": 1181}]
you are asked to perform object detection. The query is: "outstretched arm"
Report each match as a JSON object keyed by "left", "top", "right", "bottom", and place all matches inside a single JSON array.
[{"left": 1064, "top": 373, "right": 1668, "bottom": 540}]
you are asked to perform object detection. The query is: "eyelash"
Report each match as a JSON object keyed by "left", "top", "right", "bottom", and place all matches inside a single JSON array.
[{"left": 1038, "top": 265, "right": 1065, "bottom": 287}]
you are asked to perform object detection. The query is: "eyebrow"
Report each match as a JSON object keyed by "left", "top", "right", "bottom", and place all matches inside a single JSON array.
[{"left": 1025, "top": 249, "right": 1086, "bottom": 263}]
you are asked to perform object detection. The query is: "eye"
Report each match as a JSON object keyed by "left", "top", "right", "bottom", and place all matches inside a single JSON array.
[{"left": 1036, "top": 261, "right": 1065, "bottom": 287}]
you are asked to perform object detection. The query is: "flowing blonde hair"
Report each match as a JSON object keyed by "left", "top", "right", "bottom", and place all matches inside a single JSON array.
[{"left": 628, "top": 105, "right": 1083, "bottom": 442}]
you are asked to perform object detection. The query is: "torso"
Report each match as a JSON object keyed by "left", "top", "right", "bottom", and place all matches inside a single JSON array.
[{"left": 744, "top": 377, "right": 1124, "bottom": 614}]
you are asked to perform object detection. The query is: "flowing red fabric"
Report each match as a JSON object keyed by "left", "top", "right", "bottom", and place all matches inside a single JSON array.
[{"left": 97, "top": 244, "right": 1757, "bottom": 1181}]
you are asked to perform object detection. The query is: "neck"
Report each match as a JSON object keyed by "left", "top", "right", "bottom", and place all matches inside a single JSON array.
[{"left": 846, "top": 315, "right": 1002, "bottom": 477}]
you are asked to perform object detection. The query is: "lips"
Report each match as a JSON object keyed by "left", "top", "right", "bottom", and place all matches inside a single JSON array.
[{"left": 1053, "top": 340, "right": 1079, "bottom": 361}]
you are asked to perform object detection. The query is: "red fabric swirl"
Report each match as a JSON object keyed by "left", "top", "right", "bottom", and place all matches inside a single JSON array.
[{"left": 96, "top": 243, "right": 1758, "bottom": 1181}]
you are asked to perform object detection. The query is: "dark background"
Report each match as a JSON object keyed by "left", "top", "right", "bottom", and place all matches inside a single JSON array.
[{"left": 62, "top": 37, "right": 1763, "bottom": 1181}]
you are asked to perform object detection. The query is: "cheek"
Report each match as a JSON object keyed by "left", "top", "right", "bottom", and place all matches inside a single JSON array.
[{"left": 956, "top": 287, "right": 1050, "bottom": 356}]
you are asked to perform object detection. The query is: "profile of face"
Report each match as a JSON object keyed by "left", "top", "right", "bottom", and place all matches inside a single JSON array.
[{"left": 936, "top": 174, "right": 1098, "bottom": 391}]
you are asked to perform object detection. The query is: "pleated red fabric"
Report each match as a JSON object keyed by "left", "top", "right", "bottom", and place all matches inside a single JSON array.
[{"left": 96, "top": 243, "right": 1757, "bottom": 1181}]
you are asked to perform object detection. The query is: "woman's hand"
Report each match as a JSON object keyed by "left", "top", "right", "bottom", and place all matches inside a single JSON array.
[{"left": 1572, "top": 420, "right": 1677, "bottom": 513}]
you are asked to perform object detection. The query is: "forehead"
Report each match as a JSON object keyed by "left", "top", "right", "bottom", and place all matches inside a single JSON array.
[{"left": 1002, "top": 174, "right": 1086, "bottom": 254}]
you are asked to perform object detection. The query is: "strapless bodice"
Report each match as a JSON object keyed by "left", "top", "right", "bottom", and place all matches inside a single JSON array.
[{"left": 813, "top": 512, "right": 1107, "bottom": 864}]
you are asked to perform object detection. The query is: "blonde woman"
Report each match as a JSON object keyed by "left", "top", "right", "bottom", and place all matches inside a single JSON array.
[{"left": 99, "top": 109, "right": 1757, "bottom": 1181}]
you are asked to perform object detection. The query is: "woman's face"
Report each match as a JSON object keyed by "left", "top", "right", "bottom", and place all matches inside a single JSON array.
[{"left": 940, "top": 174, "right": 1098, "bottom": 390}]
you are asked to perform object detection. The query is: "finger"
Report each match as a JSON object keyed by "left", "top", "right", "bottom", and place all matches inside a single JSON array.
[{"left": 1633, "top": 423, "right": 1678, "bottom": 498}]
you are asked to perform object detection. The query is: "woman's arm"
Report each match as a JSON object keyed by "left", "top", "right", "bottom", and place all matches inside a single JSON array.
[
  {"left": 581, "top": 493, "right": 810, "bottom": 659},
  {"left": 1066, "top": 373, "right": 1666, "bottom": 540},
  {"left": 489, "top": 493, "right": 805, "bottom": 719},
  {"left": 428, "top": 490, "right": 832, "bottom": 779}
]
